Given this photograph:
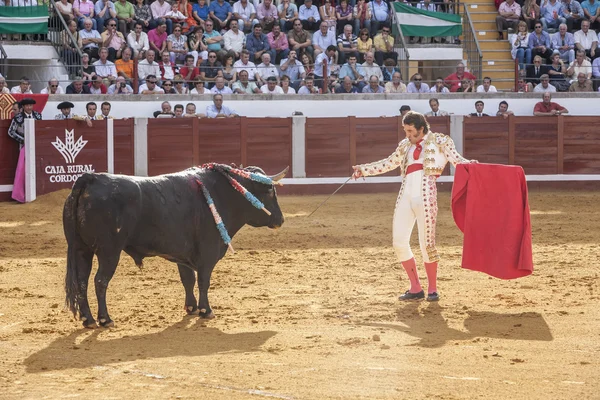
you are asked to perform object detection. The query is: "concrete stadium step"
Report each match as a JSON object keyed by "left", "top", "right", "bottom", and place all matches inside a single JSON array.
[
  {"left": 482, "top": 49, "right": 514, "bottom": 59},
  {"left": 465, "top": 3, "right": 499, "bottom": 12},
  {"left": 478, "top": 39, "right": 512, "bottom": 50},
  {"left": 473, "top": 21, "right": 499, "bottom": 31}
]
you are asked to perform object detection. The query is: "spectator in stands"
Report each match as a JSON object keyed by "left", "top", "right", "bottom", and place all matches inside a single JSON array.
[
  {"left": 369, "top": 0, "right": 390, "bottom": 37},
  {"left": 496, "top": 101, "right": 514, "bottom": 118},
  {"left": 574, "top": 20, "right": 598, "bottom": 61},
  {"left": 566, "top": 49, "right": 593, "bottom": 81},
  {"left": 521, "top": 0, "right": 540, "bottom": 31},
  {"left": 356, "top": 28, "right": 372, "bottom": 63},
  {"left": 280, "top": 50, "right": 306, "bottom": 90},
  {"left": 362, "top": 75, "right": 384, "bottom": 93},
  {"left": 406, "top": 73, "right": 430, "bottom": 93},
  {"left": 526, "top": 55, "right": 548, "bottom": 87},
  {"left": 266, "top": 24, "right": 289, "bottom": 63},
  {"left": 66, "top": 77, "right": 92, "bottom": 94},
  {"left": 209, "top": 76, "right": 232, "bottom": 94},
  {"left": 256, "top": 0, "right": 278, "bottom": 32},
  {"left": 139, "top": 74, "right": 165, "bottom": 93},
  {"left": 581, "top": 0, "right": 600, "bottom": 31},
  {"left": 61, "top": 20, "right": 81, "bottom": 76},
  {"left": 528, "top": 21, "right": 553, "bottom": 63},
  {"left": 540, "top": 0, "right": 566, "bottom": 32},
  {"left": 562, "top": 0, "right": 584, "bottom": 32},
  {"left": 176, "top": 0, "right": 197, "bottom": 33},
  {"left": 206, "top": 94, "right": 239, "bottom": 118},
  {"left": 128, "top": 22, "right": 149, "bottom": 60},
  {"left": 115, "top": 47, "right": 134, "bottom": 80},
  {"left": 192, "top": 0, "right": 209, "bottom": 28},
  {"left": 469, "top": 101, "right": 489, "bottom": 117},
  {"left": 425, "top": 98, "right": 449, "bottom": 117},
  {"left": 10, "top": 77, "right": 32, "bottom": 94},
  {"left": 74, "top": 0, "right": 97, "bottom": 30},
  {"left": 496, "top": 0, "right": 521, "bottom": 41},
  {"left": 41, "top": 78, "right": 64, "bottom": 94},
  {"left": 383, "top": 71, "right": 405, "bottom": 93},
  {"left": 510, "top": 21, "right": 531, "bottom": 70},
  {"left": 150, "top": 0, "right": 174, "bottom": 34},
  {"left": 399, "top": 105, "right": 411, "bottom": 116},
  {"left": 201, "top": 50, "right": 223, "bottom": 88},
  {"left": 93, "top": 47, "right": 118, "bottom": 82},
  {"left": 187, "top": 26, "right": 208, "bottom": 66},
  {"left": 301, "top": 52, "right": 314, "bottom": 76},
  {"left": 55, "top": 101, "right": 75, "bottom": 120},
  {"left": 337, "top": 24, "right": 359, "bottom": 64},
  {"left": 281, "top": 75, "right": 296, "bottom": 94},
  {"left": 361, "top": 51, "right": 383, "bottom": 83},
  {"left": 569, "top": 71, "right": 594, "bottom": 91},
  {"left": 148, "top": 19, "right": 168, "bottom": 56},
  {"left": 476, "top": 77, "right": 497, "bottom": 92},
  {"left": 220, "top": 54, "right": 237, "bottom": 85},
  {"left": 261, "top": 76, "right": 284, "bottom": 93},
  {"left": 133, "top": 0, "right": 153, "bottom": 32},
  {"left": 547, "top": 52, "right": 569, "bottom": 90},
  {"left": 162, "top": 78, "right": 176, "bottom": 93},
  {"left": 80, "top": 18, "right": 102, "bottom": 61},
  {"left": 593, "top": 55, "right": 600, "bottom": 89},
  {"left": 89, "top": 75, "right": 108, "bottom": 94},
  {"left": 233, "top": 0, "right": 258, "bottom": 33},
  {"left": 168, "top": 23, "right": 189, "bottom": 64},
  {"left": 154, "top": 101, "right": 174, "bottom": 117},
  {"left": 209, "top": 0, "right": 233, "bottom": 30},
  {"left": 314, "top": 45, "right": 338, "bottom": 82},
  {"left": 457, "top": 78, "right": 476, "bottom": 92},
  {"left": 373, "top": 26, "right": 397, "bottom": 67},
  {"left": 353, "top": 0, "right": 371, "bottom": 37},
  {"left": 180, "top": 54, "right": 201, "bottom": 83},
  {"left": 256, "top": 53, "right": 279, "bottom": 84},
  {"left": 233, "top": 50, "right": 258, "bottom": 80},
  {"left": 278, "top": 0, "right": 299, "bottom": 32},
  {"left": 339, "top": 54, "right": 365, "bottom": 90},
  {"left": 159, "top": 50, "right": 179, "bottom": 80},
  {"left": 190, "top": 77, "right": 207, "bottom": 94},
  {"left": 0, "top": 77, "right": 9, "bottom": 94},
  {"left": 313, "top": 21, "right": 336, "bottom": 59},
  {"left": 335, "top": 0, "right": 353, "bottom": 35},
  {"left": 100, "top": 101, "right": 113, "bottom": 119},
  {"left": 101, "top": 19, "right": 127, "bottom": 61},
  {"left": 56, "top": 0, "right": 75, "bottom": 25},
  {"left": 533, "top": 74, "right": 557, "bottom": 91},
  {"left": 444, "top": 62, "right": 477, "bottom": 92},
  {"left": 203, "top": 20, "right": 226, "bottom": 59},
  {"left": 172, "top": 104, "right": 185, "bottom": 117},
  {"left": 336, "top": 76, "right": 358, "bottom": 93},
  {"left": 299, "top": 0, "right": 320, "bottom": 31},
  {"left": 246, "top": 25, "right": 275, "bottom": 63},
  {"left": 95, "top": 0, "right": 116, "bottom": 34},
  {"left": 298, "top": 76, "right": 319, "bottom": 94},
  {"left": 551, "top": 23, "right": 575, "bottom": 65},
  {"left": 533, "top": 92, "right": 568, "bottom": 115},
  {"left": 288, "top": 19, "right": 314, "bottom": 58},
  {"left": 381, "top": 59, "right": 399, "bottom": 82},
  {"left": 138, "top": 50, "right": 161, "bottom": 83},
  {"left": 184, "top": 103, "right": 206, "bottom": 117},
  {"left": 233, "top": 69, "right": 261, "bottom": 93},
  {"left": 430, "top": 77, "right": 450, "bottom": 93},
  {"left": 223, "top": 20, "right": 245, "bottom": 60},
  {"left": 107, "top": 76, "right": 133, "bottom": 94},
  {"left": 319, "top": 0, "right": 337, "bottom": 33}
]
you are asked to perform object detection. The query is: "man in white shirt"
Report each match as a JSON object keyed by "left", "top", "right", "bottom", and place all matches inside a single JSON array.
[
  {"left": 93, "top": 47, "right": 117, "bottom": 82},
  {"left": 137, "top": 50, "right": 161, "bottom": 83},
  {"left": 566, "top": 49, "right": 593, "bottom": 81},
  {"left": 406, "top": 74, "right": 430, "bottom": 93},
  {"left": 476, "top": 76, "right": 498, "bottom": 92},
  {"left": 234, "top": 50, "right": 259, "bottom": 81},
  {"left": 233, "top": 0, "right": 258, "bottom": 32},
  {"left": 533, "top": 74, "right": 557, "bottom": 92},
  {"left": 10, "top": 77, "right": 33, "bottom": 94},
  {"left": 206, "top": 94, "right": 239, "bottom": 118},
  {"left": 40, "top": 78, "right": 65, "bottom": 94},
  {"left": 224, "top": 20, "right": 246, "bottom": 59},
  {"left": 256, "top": 53, "right": 280, "bottom": 84},
  {"left": 361, "top": 52, "right": 383, "bottom": 84},
  {"left": 261, "top": 76, "right": 284, "bottom": 93},
  {"left": 279, "top": 50, "right": 306, "bottom": 90},
  {"left": 0, "top": 77, "right": 9, "bottom": 94},
  {"left": 314, "top": 45, "right": 337, "bottom": 79},
  {"left": 210, "top": 76, "right": 234, "bottom": 94},
  {"left": 574, "top": 20, "right": 599, "bottom": 60},
  {"left": 127, "top": 22, "right": 150, "bottom": 59},
  {"left": 313, "top": 21, "right": 336, "bottom": 58},
  {"left": 298, "top": 0, "right": 320, "bottom": 31},
  {"left": 138, "top": 74, "right": 166, "bottom": 93}
]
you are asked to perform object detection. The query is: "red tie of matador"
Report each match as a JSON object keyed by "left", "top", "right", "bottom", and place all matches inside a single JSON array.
[{"left": 414, "top": 139, "right": 424, "bottom": 160}]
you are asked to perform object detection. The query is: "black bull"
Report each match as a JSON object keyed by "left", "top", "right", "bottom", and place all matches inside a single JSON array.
[{"left": 63, "top": 166, "right": 287, "bottom": 328}]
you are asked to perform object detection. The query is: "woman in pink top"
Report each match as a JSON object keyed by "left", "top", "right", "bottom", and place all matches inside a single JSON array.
[{"left": 74, "top": 0, "right": 97, "bottom": 30}]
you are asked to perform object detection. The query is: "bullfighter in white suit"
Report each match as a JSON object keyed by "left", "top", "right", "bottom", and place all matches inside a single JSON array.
[{"left": 352, "top": 111, "right": 475, "bottom": 301}]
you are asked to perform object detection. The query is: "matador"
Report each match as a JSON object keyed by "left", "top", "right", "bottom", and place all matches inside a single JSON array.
[{"left": 352, "top": 111, "right": 475, "bottom": 301}]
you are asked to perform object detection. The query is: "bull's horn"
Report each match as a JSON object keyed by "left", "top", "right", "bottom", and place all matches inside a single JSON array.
[{"left": 270, "top": 166, "right": 289, "bottom": 183}]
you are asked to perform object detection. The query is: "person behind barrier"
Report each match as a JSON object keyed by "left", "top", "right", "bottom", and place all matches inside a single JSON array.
[
  {"left": 8, "top": 98, "right": 42, "bottom": 147},
  {"left": 55, "top": 101, "right": 75, "bottom": 120},
  {"left": 206, "top": 94, "right": 239, "bottom": 118}
]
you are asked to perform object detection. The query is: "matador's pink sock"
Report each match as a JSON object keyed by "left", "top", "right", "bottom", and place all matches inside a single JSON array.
[
  {"left": 401, "top": 258, "right": 422, "bottom": 293},
  {"left": 424, "top": 262, "right": 438, "bottom": 294}
]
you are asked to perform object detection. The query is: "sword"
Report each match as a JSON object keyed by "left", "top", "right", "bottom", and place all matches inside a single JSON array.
[{"left": 307, "top": 176, "right": 353, "bottom": 218}]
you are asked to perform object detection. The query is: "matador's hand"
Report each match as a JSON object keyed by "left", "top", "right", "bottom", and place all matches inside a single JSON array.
[{"left": 351, "top": 166, "right": 363, "bottom": 180}]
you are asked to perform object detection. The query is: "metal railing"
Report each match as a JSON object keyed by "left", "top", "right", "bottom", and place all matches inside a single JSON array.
[
  {"left": 461, "top": 3, "right": 483, "bottom": 85},
  {"left": 0, "top": 43, "right": 7, "bottom": 79},
  {"left": 48, "top": 0, "right": 84, "bottom": 77}
]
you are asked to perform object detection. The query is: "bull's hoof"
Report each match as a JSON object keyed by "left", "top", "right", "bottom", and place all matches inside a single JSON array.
[
  {"left": 99, "top": 318, "right": 115, "bottom": 328},
  {"left": 83, "top": 320, "right": 98, "bottom": 329},
  {"left": 185, "top": 305, "right": 199, "bottom": 315},
  {"left": 199, "top": 309, "right": 215, "bottom": 319}
]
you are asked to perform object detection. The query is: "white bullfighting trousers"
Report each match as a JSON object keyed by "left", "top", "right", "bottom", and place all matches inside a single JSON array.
[{"left": 392, "top": 164, "right": 439, "bottom": 264}]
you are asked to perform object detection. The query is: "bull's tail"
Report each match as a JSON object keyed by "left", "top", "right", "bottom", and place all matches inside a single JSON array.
[{"left": 64, "top": 173, "right": 95, "bottom": 317}]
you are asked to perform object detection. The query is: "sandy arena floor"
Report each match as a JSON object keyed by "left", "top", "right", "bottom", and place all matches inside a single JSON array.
[{"left": 0, "top": 188, "right": 599, "bottom": 400}]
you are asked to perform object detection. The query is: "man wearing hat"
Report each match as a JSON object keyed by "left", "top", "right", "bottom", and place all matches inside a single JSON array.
[
  {"left": 55, "top": 101, "right": 75, "bottom": 120},
  {"left": 8, "top": 98, "right": 42, "bottom": 147}
]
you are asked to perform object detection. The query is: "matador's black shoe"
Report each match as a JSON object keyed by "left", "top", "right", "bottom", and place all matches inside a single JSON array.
[
  {"left": 427, "top": 292, "right": 440, "bottom": 302},
  {"left": 399, "top": 290, "right": 425, "bottom": 300}
]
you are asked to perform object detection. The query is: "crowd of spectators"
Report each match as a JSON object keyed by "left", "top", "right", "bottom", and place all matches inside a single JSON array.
[{"left": 499, "top": 0, "right": 600, "bottom": 92}]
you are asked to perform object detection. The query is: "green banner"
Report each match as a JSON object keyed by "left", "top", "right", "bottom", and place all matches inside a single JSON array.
[
  {"left": 0, "top": 6, "right": 49, "bottom": 34},
  {"left": 394, "top": 2, "right": 462, "bottom": 38}
]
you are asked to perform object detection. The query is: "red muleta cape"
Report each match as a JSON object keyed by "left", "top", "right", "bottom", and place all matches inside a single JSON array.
[{"left": 451, "top": 163, "right": 533, "bottom": 279}]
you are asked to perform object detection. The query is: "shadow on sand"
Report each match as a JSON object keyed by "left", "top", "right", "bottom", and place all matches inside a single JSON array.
[
  {"left": 359, "top": 302, "right": 553, "bottom": 348},
  {"left": 24, "top": 317, "right": 277, "bottom": 373}
]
